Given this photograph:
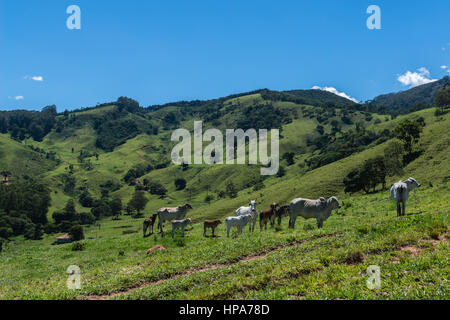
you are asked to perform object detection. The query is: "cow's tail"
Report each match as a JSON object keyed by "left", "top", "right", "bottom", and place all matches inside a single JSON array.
[{"left": 397, "top": 185, "right": 406, "bottom": 200}]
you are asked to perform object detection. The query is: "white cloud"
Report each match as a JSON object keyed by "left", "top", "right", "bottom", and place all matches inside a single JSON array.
[
  {"left": 311, "top": 86, "right": 359, "bottom": 103},
  {"left": 8, "top": 95, "right": 24, "bottom": 100},
  {"left": 24, "top": 75, "right": 44, "bottom": 81},
  {"left": 440, "top": 65, "right": 448, "bottom": 70},
  {"left": 397, "top": 67, "right": 437, "bottom": 87}
]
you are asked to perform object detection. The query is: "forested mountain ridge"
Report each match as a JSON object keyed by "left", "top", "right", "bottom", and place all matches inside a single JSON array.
[{"left": 366, "top": 76, "right": 449, "bottom": 114}]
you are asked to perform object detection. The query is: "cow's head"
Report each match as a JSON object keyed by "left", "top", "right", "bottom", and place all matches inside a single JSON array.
[
  {"left": 249, "top": 200, "right": 257, "bottom": 211},
  {"left": 328, "top": 196, "right": 341, "bottom": 209},
  {"left": 270, "top": 203, "right": 278, "bottom": 210},
  {"left": 185, "top": 218, "right": 192, "bottom": 224},
  {"left": 184, "top": 203, "right": 193, "bottom": 210},
  {"left": 405, "top": 177, "right": 421, "bottom": 189}
]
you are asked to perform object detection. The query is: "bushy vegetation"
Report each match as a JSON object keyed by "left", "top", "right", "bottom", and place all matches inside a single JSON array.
[
  {"left": 0, "top": 105, "right": 57, "bottom": 141},
  {"left": 0, "top": 178, "right": 51, "bottom": 240}
]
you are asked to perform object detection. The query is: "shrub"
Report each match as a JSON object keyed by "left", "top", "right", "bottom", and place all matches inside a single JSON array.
[
  {"left": 69, "top": 225, "right": 85, "bottom": 241},
  {"left": 174, "top": 178, "right": 187, "bottom": 191},
  {"left": 225, "top": 182, "right": 238, "bottom": 198},
  {"left": 79, "top": 212, "right": 96, "bottom": 225},
  {"left": 276, "top": 166, "right": 286, "bottom": 177},
  {"left": 252, "top": 181, "right": 265, "bottom": 191},
  {"left": 44, "top": 223, "right": 59, "bottom": 234},
  {"left": 0, "top": 227, "right": 13, "bottom": 239},
  {"left": 148, "top": 181, "right": 167, "bottom": 196},
  {"left": 24, "top": 224, "right": 43, "bottom": 240},
  {"left": 71, "top": 242, "right": 85, "bottom": 251}
]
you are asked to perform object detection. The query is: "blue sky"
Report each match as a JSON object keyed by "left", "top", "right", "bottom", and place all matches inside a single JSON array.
[{"left": 1, "top": 0, "right": 449, "bottom": 111}]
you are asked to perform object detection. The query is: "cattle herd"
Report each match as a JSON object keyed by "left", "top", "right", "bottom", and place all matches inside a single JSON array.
[{"left": 142, "top": 177, "right": 421, "bottom": 239}]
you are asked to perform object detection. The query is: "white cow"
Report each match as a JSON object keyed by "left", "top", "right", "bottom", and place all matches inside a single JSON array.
[
  {"left": 390, "top": 177, "right": 421, "bottom": 217},
  {"left": 235, "top": 200, "right": 257, "bottom": 232},
  {"left": 225, "top": 214, "right": 252, "bottom": 238},
  {"left": 289, "top": 196, "right": 341, "bottom": 229},
  {"left": 171, "top": 218, "right": 192, "bottom": 238},
  {"left": 157, "top": 203, "right": 193, "bottom": 235}
]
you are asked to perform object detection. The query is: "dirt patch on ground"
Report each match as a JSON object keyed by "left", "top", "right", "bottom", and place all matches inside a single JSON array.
[
  {"left": 84, "top": 232, "right": 339, "bottom": 300},
  {"left": 392, "top": 234, "right": 447, "bottom": 264},
  {"left": 400, "top": 245, "right": 422, "bottom": 256},
  {"left": 342, "top": 251, "right": 367, "bottom": 265}
]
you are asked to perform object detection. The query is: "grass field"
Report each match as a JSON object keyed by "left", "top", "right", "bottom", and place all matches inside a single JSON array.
[{"left": 0, "top": 183, "right": 448, "bottom": 300}]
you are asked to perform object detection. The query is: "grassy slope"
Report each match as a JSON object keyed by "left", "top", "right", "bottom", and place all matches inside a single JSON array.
[
  {"left": 0, "top": 183, "right": 447, "bottom": 299},
  {"left": 0, "top": 134, "right": 57, "bottom": 178}
]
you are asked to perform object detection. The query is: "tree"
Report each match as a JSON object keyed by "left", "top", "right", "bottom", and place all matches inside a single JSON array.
[
  {"left": 79, "top": 189, "right": 94, "bottom": 207},
  {"left": 330, "top": 120, "right": 341, "bottom": 133},
  {"left": 69, "top": 225, "right": 85, "bottom": 241},
  {"left": 128, "top": 190, "right": 148, "bottom": 215},
  {"left": 64, "top": 199, "right": 77, "bottom": 221},
  {"left": 277, "top": 166, "right": 286, "bottom": 177},
  {"left": 343, "top": 156, "right": 386, "bottom": 194},
  {"left": 225, "top": 181, "right": 238, "bottom": 198},
  {"left": 174, "top": 178, "right": 187, "bottom": 191},
  {"left": 90, "top": 200, "right": 111, "bottom": 219},
  {"left": 204, "top": 195, "right": 214, "bottom": 205},
  {"left": 148, "top": 181, "right": 167, "bottom": 196},
  {"left": 315, "top": 125, "right": 324, "bottom": 135},
  {"left": 343, "top": 169, "right": 363, "bottom": 194},
  {"left": 24, "top": 224, "right": 43, "bottom": 240},
  {"left": 116, "top": 96, "right": 140, "bottom": 113},
  {"left": 434, "top": 83, "right": 450, "bottom": 114},
  {"left": 384, "top": 140, "right": 404, "bottom": 176},
  {"left": 282, "top": 152, "right": 295, "bottom": 166},
  {"left": 394, "top": 119, "right": 423, "bottom": 154},
  {"left": 110, "top": 196, "right": 123, "bottom": 219}
]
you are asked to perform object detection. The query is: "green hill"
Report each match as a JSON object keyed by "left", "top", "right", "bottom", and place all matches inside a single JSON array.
[{"left": 0, "top": 87, "right": 449, "bottom": 300}]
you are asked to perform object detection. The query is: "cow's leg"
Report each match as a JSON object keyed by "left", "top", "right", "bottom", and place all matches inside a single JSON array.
[
  {"left": 143, "top": 222, "right": 147, "bottom": 237},
  {"left": 278, "top": 216, "right": 281, "bottom": 226},
  {"left": 227, "top": 225, "right": 230, "bottom": 238},
  {"left": 291, "top": 216, "right": 296, "bottom": 229},
  {"left": 212, "top": 227, "right": 215, "bottom": 237},
  {"left": 396, "top": 201, "right": 400, "bottom": 217},
  {"left": 402, "top": 201, "right": 406, "bottom": 216},
  {"left": 317, "top": 218, "right": 323, "bottom": 229}
]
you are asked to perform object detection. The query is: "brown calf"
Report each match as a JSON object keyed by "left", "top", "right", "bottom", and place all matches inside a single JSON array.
[
  {"left": 143, "top": 214, "right": 158, "bottom": 237},
  {"left": 203, "top": 219, "right": 222, "bottom": 237},
  {"left": 259, "top": 203, "right": 278, "bottom": 231}
]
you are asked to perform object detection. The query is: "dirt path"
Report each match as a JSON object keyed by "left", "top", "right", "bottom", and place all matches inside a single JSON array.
[{"left": 84, "top": 232, "right": 339, "bottom": 300}]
